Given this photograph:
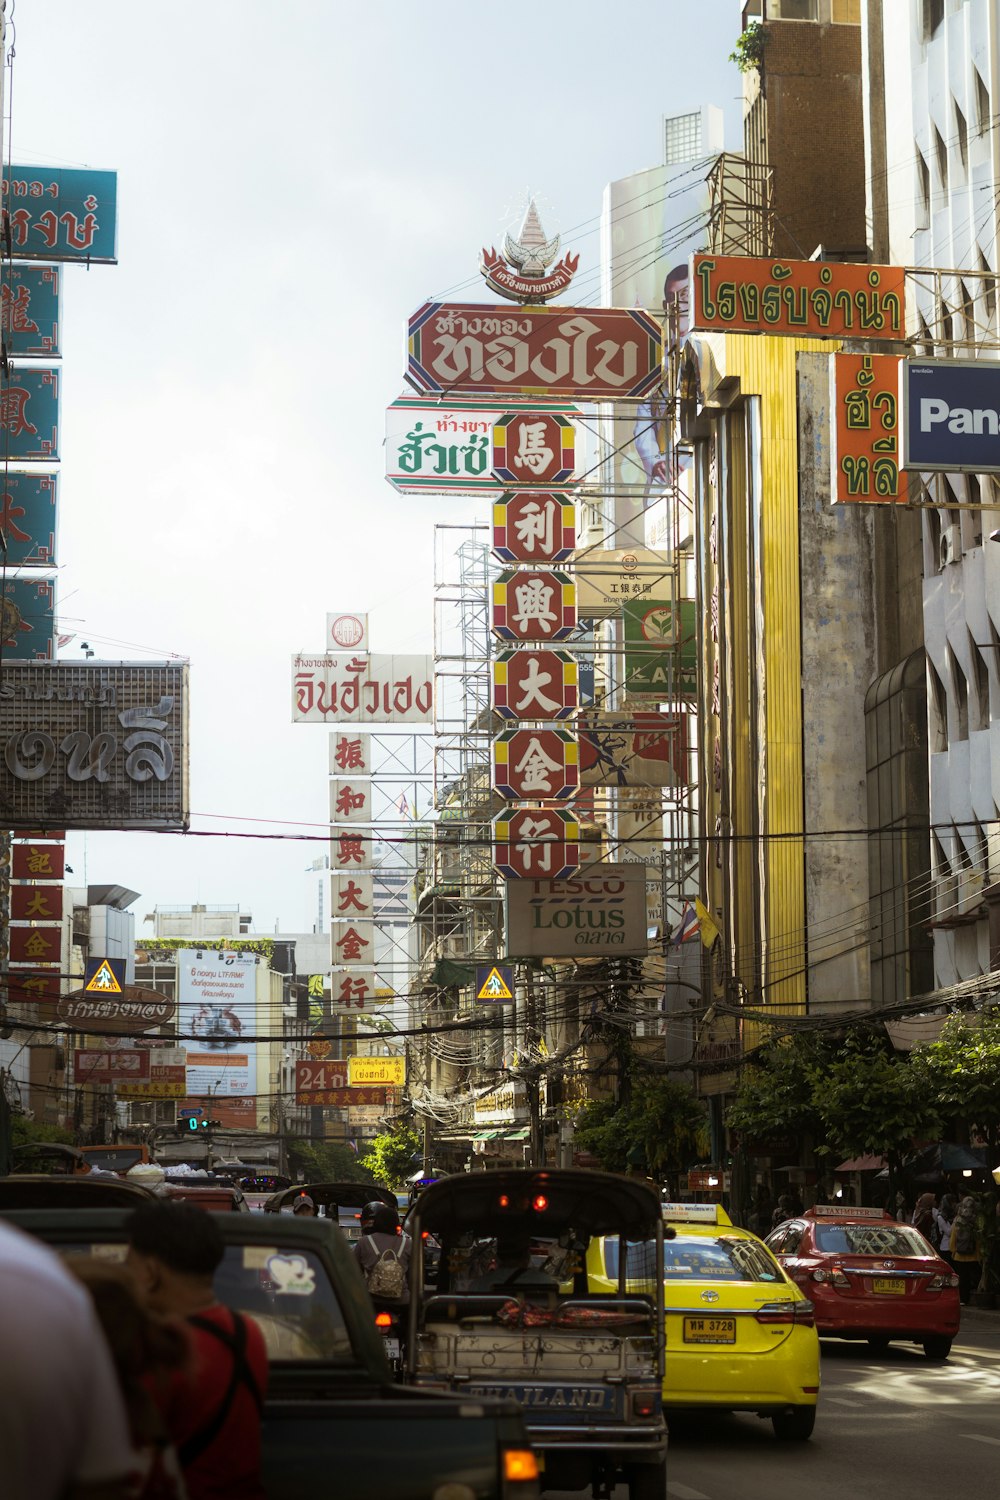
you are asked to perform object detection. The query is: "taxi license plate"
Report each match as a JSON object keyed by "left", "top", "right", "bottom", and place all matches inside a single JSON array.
[
  {"left": 683, "top": 1316, "right": 736, "bottom": 1344},
  {"left": 872, "top": 1278, "right": 905, "bottom": 1295}
]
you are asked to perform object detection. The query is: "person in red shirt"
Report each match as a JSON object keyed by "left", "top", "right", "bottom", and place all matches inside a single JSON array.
[{"left": 127, "top": 1200, "right": 269, "bottom": 1500}]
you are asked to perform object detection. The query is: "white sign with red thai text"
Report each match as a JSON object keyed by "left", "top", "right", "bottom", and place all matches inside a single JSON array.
[{"left": 293, "top": 654, "right": 433, "bottom": 723}]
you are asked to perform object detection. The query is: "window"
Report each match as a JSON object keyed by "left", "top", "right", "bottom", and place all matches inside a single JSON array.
[
  {"left": 923, "top": 0, "right": 945, "bottom": 38},
  {"left": 949, "top": 646, "right": 969, "bottom": 740},
  {"left": 955, "top": 98, "right": 969, "bottom": 170},
  {"left": 664, "top": 111, "right": 702, "bottom": 166},
  {"left": 927, "top": 658, "right": 948, "bottom": 753},
  {"left": 976, "top": 68, "right": 991, "bottom": 137},
  {"left": 933, "top": 124, "right": 949, "bottom": 194},
  {"left": 916, "top": 151, "right": 931, "bottom": 225},
  {"left": 979, "top": 249, "right": 997, "bottom": 327}
]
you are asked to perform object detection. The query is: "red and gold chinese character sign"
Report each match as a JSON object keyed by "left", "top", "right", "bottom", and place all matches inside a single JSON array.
[
  {"left": 492, "top": 413, "right": 575, "bottom": 486},
  {"left": 492, "top": 492, "right": 576, "bottom": 563},
  {"left": 493, "top": 729, "right": 579, "bottom": 801},
  {"left": 492, "top": 648, "right": 578, "bottom": 721},
  {"left": 493, "top": 805, "right": 580, "bottom": 880},
  {"left": 831, "top": 353, "right": 907, "bottom": 504},
  {"left": 492, "top": 570, "right": 576, "bottom": 642}
]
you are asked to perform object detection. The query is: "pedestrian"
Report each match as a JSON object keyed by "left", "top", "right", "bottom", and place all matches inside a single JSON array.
[
  {"left": 292, "top": 1193, "right": 316, "bottom": 1217},
  {"left": 894, "top": 1190, "right": 909, "bottom": 1222},
  {"left": 0, "top": 1217, "right": 136, "bottom": 1500},
  {"left": 934, "top": 1193, "right": 957, "bottom": 1266},
  {"left": 353, "top": 1199, "right": 412, "bottom": 1301},
  {"left": 69, "top": 1256, "right": 190, "bottom": 1498},
  {"left": 950, "top": 1195, "right": 982, "bottom": 1305},
  {"left": 770, "top": 1193, "right": 800, "bottom": 1231},
  {"left": 126, "top": 1199, "right": 269, "bottom": 1500},
  {"left": 911, "top": 1191, "right": 936, "bottom": 1243}
]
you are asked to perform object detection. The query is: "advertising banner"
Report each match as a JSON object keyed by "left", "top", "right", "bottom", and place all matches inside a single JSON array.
[
  {"left": 492, "top": 412, "right": 575, "bottom": 486},
  {"left": 347, "top": 1055, "right": 406, "bottom": 1087},
  {"left": 73, "top": 1049, "right": 151, "bottom": 1082},
  {"left": 572, "top": 549, "right": 671, "bottom": 620},
  {"left": 330, "top": 778, "right": 372, "bottom": 823},
  {"left": 180, "top": 1095, "right": 257, "bottom": 1129},
  {"left": 0, "top": 473, "right": 58, "bottom": 567},
  {"left": 505, "top": 862, "right": 650, "bottom": 958},
  {"left": 330, "top": 968, "right": 377, "bottom": 1008},
  {"left": 691, "top": 255, "right": 906, "bottom": 341},
  {"left": 56, "top": 986, "right": 174, "bottom": 1034},
  {"left": 293, "top": 654, "right": 432, "bottom": 723},
  {"left": 406, "top": 303, "right": 662, "bottom": 401},
  {"left": 623, "top": 598, "right": 696, "bottom": 698},
  {"left": 5, "top": 970, "right": 62, "bottom": 1005},
  {"left": 0, "top": 662, "right": 189, "bottom": 830},
  {"left": 492, "top": 492, "right": 576, "bottom": 563},
  {"left": 9, "top": 925, "right": 60, "bottom": 964},
  {"left": 3, "top": 165, "right": 118, "bottom": 263},
  {"left": 1, "top": 576, "right": 55, "bottom": 659},
  {"left": 831, "top": 353, "right": 907, "bottom": 503},
  {"left": 493, "top": 727, "right": 579, "bottom": 800},
  {"left": 178, "top": 951, "right": 258, "bottom": 1097},
  {"left": 578, "top": 711, "right": 688, "bottom": 787},
  {"left": 491, "top": 569, "right": 576, "bottom": 642},
  {"left": 899, "top": 357, "right": 1000, "bottom": 472},
  {"left": 330, "top": 731, "right": 371, "bottom": 775},
  {"left": 332, "top": 872, "right": 374, "bottom": 921},
  {"left": 12, "top": 841, "right": 65, "bottom": 880},
  {"left": 117, "top": 1057, "right": 187, "bottom": 1098},
  {"left": 2, "top": 266, "right": 60, "bottom": 357},
  {"left": 493, "top": 805, "right": 580, "bottom": 880},
  {"left": 331, "top": 829, "right": 371, "bottom": 872},
  {"left": 10, "top": 883, "right": 63, "bottom": 921},
  {"left": 473, "top": 1081, "right": 527, "bottom": 1124},
  {"left": 0, "top": 368, "right": 59, "bottom": 460}
]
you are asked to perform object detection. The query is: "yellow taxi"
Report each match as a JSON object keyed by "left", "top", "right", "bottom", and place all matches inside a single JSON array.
[{"left": 588, "top": 1202, "right": 820, "bottom": 1441}]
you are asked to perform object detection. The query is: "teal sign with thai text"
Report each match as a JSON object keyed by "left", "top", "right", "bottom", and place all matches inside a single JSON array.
[{"left": 3, "top": 165, "right": 117, "bottom": 264}]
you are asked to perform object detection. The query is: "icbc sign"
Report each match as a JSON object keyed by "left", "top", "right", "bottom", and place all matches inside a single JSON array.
[
  {"left": 492, "top": 648, "right": 578, "bottom": 720},
  {"left": 493, "top": 805, "right": 580, "bottom": 880},
  {"left": 493, "top": 728, "right": 579, "bottom": 801},
  {"left": 492, "top": 412, "right": 575, "bottom": 486},
  {"left": 492, "top": 569, "right": 576, "bottom": 642},
  {"left": 492, "top": 492, "right": 576, "bottom": 563}
]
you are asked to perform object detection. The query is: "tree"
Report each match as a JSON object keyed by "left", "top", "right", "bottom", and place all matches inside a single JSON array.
[
  {"left": 574, "top": 1076, "right": 707, "bottom": 1178},
  {"left": 725, "top": 1031, "right": 839, "bottom": 1145},
  {"left": 810, "top": 1028, "right": 940, "bottom": 1199},
  {"left": 908, "top": 1010, "right": 1000, "bottom": 1160},
  {"left": 285, "top": 1137, "right": 373, "bottom": 1185},
  {"left": 359, "top": 1125, "right": 421, "bottom": 1188}
]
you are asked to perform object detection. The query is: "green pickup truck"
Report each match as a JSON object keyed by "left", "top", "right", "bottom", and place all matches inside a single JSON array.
[{"left": 1, "top": 1206, "right": 541, "bottom": 1500}]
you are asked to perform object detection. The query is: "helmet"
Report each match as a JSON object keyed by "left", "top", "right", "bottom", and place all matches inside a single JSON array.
[{"left": 361, "top": 1200, "right": 400, "bottom": 1235}]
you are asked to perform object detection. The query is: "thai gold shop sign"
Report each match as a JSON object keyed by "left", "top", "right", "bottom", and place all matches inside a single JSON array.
[{"left": 691, "top": 255, "right": 906, "bottom": 342}]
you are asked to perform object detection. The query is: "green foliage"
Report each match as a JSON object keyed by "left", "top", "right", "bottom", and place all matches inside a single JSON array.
[
  {"left": 12, "top": 1114, "right": 74, "bottom": 1147},
  {"left": 729, "top": 21, "right": 767, "bottom": 74},
  {"left": 810, "top": 1028, "right": 940, "bottom": 1160},
  {"left": 137, "top": 937, "right": 275, "bottom": 961},
  {"left": 574, "top": 1076, "right": 708, "bottom": 1176},
  {"left": 285, "top": 1137, "right": 373, "bottom": 1185},
  {"left": 359, "top": 1125, "right": 421, "bottom": 1189},
  {"left": 726, "top": 1032, "right": 839, "bottom": 1143},
  {"left": 908, "top": 1010, "right": 1000, "bottom": 1156}
]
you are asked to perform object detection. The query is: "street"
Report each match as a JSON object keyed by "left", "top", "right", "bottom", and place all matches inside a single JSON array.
[{"left": 545, "top": 1309, "right": 1000, "bottom": 1499}]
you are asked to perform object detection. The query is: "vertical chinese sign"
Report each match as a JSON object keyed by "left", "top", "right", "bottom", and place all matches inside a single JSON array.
[{"left": 330, "top": 729, "right": 376, "bottom": 1014}]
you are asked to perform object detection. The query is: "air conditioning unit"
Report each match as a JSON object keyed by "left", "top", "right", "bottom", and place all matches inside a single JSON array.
[{"left": 940, "top": 525, "right": 961, "bottom": 569}]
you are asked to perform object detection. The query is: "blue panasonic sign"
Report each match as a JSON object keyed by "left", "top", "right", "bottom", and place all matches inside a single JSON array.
[{"left": 901, "top": 358, "right": 1000, "bottom": 472}]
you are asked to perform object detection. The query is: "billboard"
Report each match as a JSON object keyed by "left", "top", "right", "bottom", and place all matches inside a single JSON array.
[
  {"left": 571, "top": 549, "right": 671, "bottom": 620},
  {"left": 0, "top": 473, "right": 59, "bottom": 567},
  {"left": 116, "top": 1051, "right": 187, "bottom": 1099},
  {"left": 691, "top": 255, "right": 906, "bottom": 341},
  {"left": 406, "top": 303, "right": 662, "bottom": 401},
  {"left": 56, "top": 986, "right": 174, "bottom": 1034},
  {"left": 2, "top": 266, "right": 60, "bottom": 357},
  {"left": 0, "top": 368, "right": 60, "bottom": 460},
  {"left": 831, "top": 354, "right": 907, "bottom": 503},
  {"left": 578, "top": 711, "right": 688, "bottom": 787},
  {"left": 73, "top": 1049, "right": 151, "bottom": 1083},
  {"left": 505, "top": 863, "right": 649, "bottom": 958},
  {"left": 623, "top": 598, "right": 697, "bottom": 698},
  {"left": 292, "top": 654, "right": 432, "bottom": 723},
  {"left": 178, "top": 950, "right": 258, "bottom": 1098},
  {"left": 900, "top": 357, "right": 1000, "bottom": 472},
  {"left": 4, "top": 165, "right": 118, "bottom": 263},
  {"left": 0, "top": 661, "right": 189, "bottom": 830}
]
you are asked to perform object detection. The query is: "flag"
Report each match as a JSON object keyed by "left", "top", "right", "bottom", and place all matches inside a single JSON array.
[
  {"left": 396, "top": 791, "right": 410, "bottom": 819},
  {"left": 673, "top": 903, "right": 699, "bottom": 945},
  {"left": 694, "top": 898, "right": 720, "bottom": 950}
]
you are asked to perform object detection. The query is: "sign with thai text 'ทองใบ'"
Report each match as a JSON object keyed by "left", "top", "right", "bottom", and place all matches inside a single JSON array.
[
  {"left": 691, "top": 255, "right": 906, "bottom": 342},
  {"left": 831, "top": 354, "right": 907, "bottom": 503},
  {"left": 406, "top": 303, "right": 662, "bottom": 401},
  {"left": 292, "top": 654, "right": 432, "bottom": 723}
]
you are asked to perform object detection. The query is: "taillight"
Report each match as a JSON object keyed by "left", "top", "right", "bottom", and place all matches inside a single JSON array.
[
  {"left": 755, "top": 1299, "right": 815, "bottom": 1327},
  {"left": 631, "top": 1388, "right": 661, "bottom": 1419},
  {"left": 375, "top": 1311, "right": 393, "bottom": 1329},
  {"left": 812, "top": 1266, "right": 850, "bottom": 1287},
  {"left": 927, "top": 1272, "right": 959, "bottom": 1290},
  {"left": 503, "top": 1448, "right": 540, "bottom": 1483}
]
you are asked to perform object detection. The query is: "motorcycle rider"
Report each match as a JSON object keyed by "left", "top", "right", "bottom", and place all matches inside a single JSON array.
[{"left": 354, "top": 1201, "right": 412, "bottom": 1373}]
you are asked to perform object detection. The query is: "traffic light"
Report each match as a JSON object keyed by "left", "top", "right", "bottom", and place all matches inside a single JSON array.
[{"left": 177, "top": 1114, "right": 221, "bottom": 1132}]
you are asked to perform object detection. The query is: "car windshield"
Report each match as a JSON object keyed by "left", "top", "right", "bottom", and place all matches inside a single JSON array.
[
  {"left": 58, "top": 1240, "right": 356, "bottom": 1364},
  {"left": 813, "top": 1224, "right": 933, "bottom": 1257},
  {"left": 605, "top": 1234, "right": 784, "bottom": 1284}
]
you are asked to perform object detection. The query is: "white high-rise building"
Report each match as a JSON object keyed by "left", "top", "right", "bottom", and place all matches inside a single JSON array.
[{"left": 866, "top": 0, "right": 1000, "bottom": 988}]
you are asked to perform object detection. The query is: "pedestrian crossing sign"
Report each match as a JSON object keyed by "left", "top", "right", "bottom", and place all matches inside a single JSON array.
[
  {"left": 476, "top": 964, "right": 514, "bottom": 1003},
  {"left": 84, "top": 957, "right": 125, "bottom": 994}
]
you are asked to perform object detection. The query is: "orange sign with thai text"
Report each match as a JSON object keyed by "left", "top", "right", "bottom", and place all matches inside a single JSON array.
[
  {"left": 691, "top": 255, "right": 906, "bottom": 341},
  {"left": 831, "top": 354, "right": 907, "bottom": 504}
]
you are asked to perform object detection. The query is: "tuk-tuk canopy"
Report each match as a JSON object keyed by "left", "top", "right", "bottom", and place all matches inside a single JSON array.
[
  {"left": 411, "top": 1168, "right": 661, "bottom": 1241},
  {"left": 262, "top": 1181, "right": 396, "bottom": 1214}
]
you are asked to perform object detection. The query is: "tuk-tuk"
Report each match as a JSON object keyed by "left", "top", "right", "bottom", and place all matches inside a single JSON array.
[
  {"left": 262, "top": 1182, "right": 396, "bottom": 1241},
  {"left": 406, "top": 1168, "right": 667, "bottom": 1500}
]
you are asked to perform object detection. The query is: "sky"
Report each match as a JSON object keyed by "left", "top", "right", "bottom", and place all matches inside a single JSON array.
[{"left": 7, "top": 0, "right": 744, "bottom": 936}]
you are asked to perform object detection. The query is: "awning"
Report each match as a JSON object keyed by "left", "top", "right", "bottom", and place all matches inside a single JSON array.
[
  {"left": 503, "top": 1128, "right": 530, "bottom": 1141},
  {"left": 834, "top": 1154, "right": 887, "bottom": 1173},
  {"left": 472, "top": 1130, "right": 500, "bottom": 1141}
]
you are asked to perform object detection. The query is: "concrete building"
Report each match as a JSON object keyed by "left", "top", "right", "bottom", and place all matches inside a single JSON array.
[{"left": 864, "top": 0, "right": 1000, "bottom": 993}]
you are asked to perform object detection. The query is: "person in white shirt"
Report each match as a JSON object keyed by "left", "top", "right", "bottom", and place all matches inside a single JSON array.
[{"left": 0, "top": 1218, "right": 135, "bottom": 1500}]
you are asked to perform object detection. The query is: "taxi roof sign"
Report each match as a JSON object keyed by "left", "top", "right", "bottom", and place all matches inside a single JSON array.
[
  {"left": 476, "top": 964, "right": 514, "bottom": 1003},
  {"left": 661, "top": 1202, "right": 733, "bottom": 1226},
  {"left": 806, "top": 1204, "right": 893, "bottom": 1220},
  {"left": 83, "top": 957, "right": 125, "bottom": 994}
]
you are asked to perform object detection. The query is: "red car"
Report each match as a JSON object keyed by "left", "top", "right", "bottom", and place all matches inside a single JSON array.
[{"left": 765, "top": 1205, "right": 959, "bottom": 1361}]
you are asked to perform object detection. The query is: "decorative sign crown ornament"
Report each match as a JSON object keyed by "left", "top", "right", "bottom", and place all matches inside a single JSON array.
[{"left": 480, "top": 198, "right": 579, "bottom": 304}]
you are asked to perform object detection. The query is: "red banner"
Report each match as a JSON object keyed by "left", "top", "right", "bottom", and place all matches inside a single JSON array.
[
  {"left": 11, "top": 884, "right": 63, "bottom": 922},
  {"left": 9, "top": 925, "right": 61, "bottom": 965},
  {"left": 73, "top": 1049, "right": 151, "bottom": 1082},
  {"left": 12, "top": 842, "right": 65, "bottom": 880}
]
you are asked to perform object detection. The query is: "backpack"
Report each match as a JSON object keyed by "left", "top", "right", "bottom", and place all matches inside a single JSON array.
[
  {"left": 954, "top": 1217, "right": 976, "bottom": 1255},
  {"left": 364, "top": 1235, "right": 406, "bottom": 1299}
]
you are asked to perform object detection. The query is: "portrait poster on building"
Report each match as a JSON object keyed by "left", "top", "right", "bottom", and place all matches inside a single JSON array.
[{"left": 178, "top": 950, "right": 258, "bottom": 1097}]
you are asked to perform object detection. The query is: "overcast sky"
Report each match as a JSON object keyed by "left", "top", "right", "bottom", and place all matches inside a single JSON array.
[{"left": 9, "top": 0, "right": 744, "bottom": 936}]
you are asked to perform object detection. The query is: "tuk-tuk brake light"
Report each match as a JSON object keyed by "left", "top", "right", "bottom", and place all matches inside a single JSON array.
[
  {"left": 502, "top": 1448, "right": 540, "bottom": 1483},
  {"left": 533, "top": 1194, "right": 548, "bottom": 1212}
]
